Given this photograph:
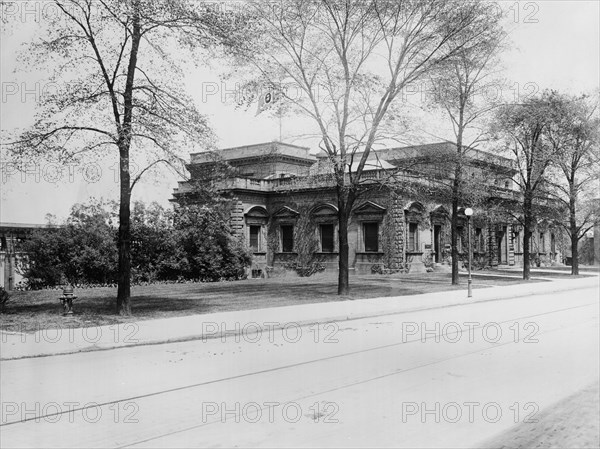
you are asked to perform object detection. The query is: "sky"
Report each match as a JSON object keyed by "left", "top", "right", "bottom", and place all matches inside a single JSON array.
[{"left": 1, "top": 0, "right": 599, "bottom": 224}]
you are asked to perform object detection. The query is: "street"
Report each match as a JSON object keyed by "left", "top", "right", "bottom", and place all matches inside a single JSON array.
[{"left": 1, "top": 286, "right": 598, "bottom": 448}]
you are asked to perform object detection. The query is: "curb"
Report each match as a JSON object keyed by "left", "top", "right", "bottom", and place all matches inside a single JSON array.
[{"left": 185, "top": 275, "right": 599, "bottom": 343}]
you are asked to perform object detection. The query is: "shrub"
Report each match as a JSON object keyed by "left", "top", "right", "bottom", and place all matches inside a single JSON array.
[
  {"left": 171, "top": 204, "right": 252, "bottom": 281},
  {"left": 284, "top": 259, "right": 326, "bottom": 277},
  {"left": 19, "top": 200, "right": 118, "bottom": 288},
  {"left": 19, "top": 200, "right": 253, "bottom": 287},
  {"left": 0, "top": 286, "right": 9, "bottom": 312}
]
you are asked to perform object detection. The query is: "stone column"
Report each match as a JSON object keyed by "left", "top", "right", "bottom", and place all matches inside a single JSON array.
[{"left": 388, "top": 195, "right": 405, "bottom": 271}]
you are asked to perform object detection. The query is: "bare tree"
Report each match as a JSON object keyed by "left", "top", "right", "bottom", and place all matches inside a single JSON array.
[
  {"left": 545, "top": 92, "right": 600, "bottom": 274},
  {"left": 3, "top": 0, "right": 243, "bottom": 314},
  {"left": 241, "top": 0, "right": 501, "bottom": 294},
  {"left": 428, "top": 17, "right": 507, "bottom": 284},
  {"left": 492, "top": 91, "right": 559, "bottom": 280}
]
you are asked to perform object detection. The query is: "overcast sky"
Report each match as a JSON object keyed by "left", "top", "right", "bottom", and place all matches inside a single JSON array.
[{"left": 1, "top": 0, "right": 599, "bottom": 224}]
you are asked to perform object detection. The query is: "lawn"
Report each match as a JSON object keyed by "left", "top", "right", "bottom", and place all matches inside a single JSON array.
[
  {"left": 0, "top": 269, "right": 558, "bottom": 333},
  {"left": 496, "top": 269, "right": 598, "bottom": 278}
]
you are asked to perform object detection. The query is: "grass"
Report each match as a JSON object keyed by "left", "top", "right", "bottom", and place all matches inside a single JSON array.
[
  {"left": 525, "top": 265, "right": 600, "bottom": 274},
  {"left": 0, "top": 267, "right": 581, "bottom": 333},
  {"left": 494, "top": 265, "right": 599, "bottom": 278}
]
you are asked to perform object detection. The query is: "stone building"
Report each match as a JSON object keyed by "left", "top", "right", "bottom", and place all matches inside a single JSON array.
[{"left": 172, "top": 141, "right": 563, "bottom": 277}]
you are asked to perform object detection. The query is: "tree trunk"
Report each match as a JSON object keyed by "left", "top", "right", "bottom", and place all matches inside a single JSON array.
[
  {"left": 117, "top": 150, "right": 132, "bottom": 315},
  {"left": 451, "top": 139, "right": 463, "bottom": 285},
  {"left": 116, "top": 4, "right": 141, "bottom": 315},
  {"left": 569, "top": 195, "right": 579, "bottom": 275},
  {"left": 451, "top": 195, "right": 459, "bottom": 285},
  {"left": 522, "top": 193, "right": 533, "bottom": 280},
  {"left": 337, "top": 207, "right": 350, "bottom": 295},
  {"left": 570, "top": 233, "right": 579, "bottom": 276},
  {"left": 337, "top": 188, "right": 354, "bottom": 296}
]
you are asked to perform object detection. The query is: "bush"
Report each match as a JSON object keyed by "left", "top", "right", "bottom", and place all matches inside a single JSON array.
[
  {"left": 0, "top": 287, "right": 9, "bottom": 312},
  {"left": 171, "top": 205, "right": 252, "bottom": 281},
  {"left": 19, "top": 200, "right": 253, "bottom": 288},
  {"left": 130, "top": 201, "right": 179, "bottom": 282},
  {"left": 284, "top": 260, "right": 325, "bottom": 277},
  {"left": 19, "top": 200, "right": 118, "bottom": 288}
]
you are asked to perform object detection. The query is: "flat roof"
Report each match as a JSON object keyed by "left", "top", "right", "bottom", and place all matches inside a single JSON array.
[
  {"left": 190, "top": 141, "right": 315, "bottom": 164},
  {"left": 317, "top": 141, "right": 515, "bottom": 168},
  {"left": 0, "top": 222, "right": 58, "bottom": 230}
]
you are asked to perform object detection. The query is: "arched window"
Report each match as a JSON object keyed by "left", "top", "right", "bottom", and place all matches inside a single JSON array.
[
  {"left": 244, "top": 206, "right": 268, "bottom": 253},
  {"left": 430, "top": 205, "right": 449, "bottom": 263},
  {"left": 310, "top": 204, "right": 338, "bottom": 253}
]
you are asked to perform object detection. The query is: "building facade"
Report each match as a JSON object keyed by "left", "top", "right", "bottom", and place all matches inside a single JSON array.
[{"left": 173, "top": 141, "right": 564, "bottom": 277}]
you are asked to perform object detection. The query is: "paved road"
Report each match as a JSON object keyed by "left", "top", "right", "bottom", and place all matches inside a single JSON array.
[{"left": 1, "top": 287, "right": 598, "bottom": 448}]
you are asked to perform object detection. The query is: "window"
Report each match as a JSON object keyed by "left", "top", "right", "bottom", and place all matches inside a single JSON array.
[
  {"left": 363, "top": 222, "right": 379, "bottom": 252},
  {"left": 514, "top": 231, "right": 521, "bottom": 252},
  {"left": 475, "top": 228, "right": 484, "bottom": 252},
  {"left": 539, "top": 232, "right": 545, "bottom": 252},
  {"left": 249, "top": 225, "right": 261, "bottom": 252},
  {"left": 504, "top": 180, "right": 510, "bottom": 189},
  {"left": 320, "top": 224, "right": 334, "bottom": 253},
  {"left": 457, "top": 226, "right": 464, "bottom": 251},
  {"left": 280, "top": 225, "right": 294, "bottom": 252},
  {"left": 408, "top": 222, "right": 419, "bottom": 252},
  {"left": 551, "top": 233, "right": 556, "bottom": 254}
]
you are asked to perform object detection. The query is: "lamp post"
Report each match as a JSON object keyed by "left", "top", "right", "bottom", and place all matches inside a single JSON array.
[{"left": 465, "top": 208, "right": 473, "bottom": 298}]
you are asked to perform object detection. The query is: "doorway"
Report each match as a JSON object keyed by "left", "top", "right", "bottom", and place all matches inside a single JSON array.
[
  {"left": 497, "top": 226, "right": 508, "bottom": 264},
  {"left": 433, "top": 225, "right": 442, "bottom": 263}
]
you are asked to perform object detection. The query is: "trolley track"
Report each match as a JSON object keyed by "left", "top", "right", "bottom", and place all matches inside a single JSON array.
[{"left": 2, "top": 300, "right": 596, "bottom": 428}]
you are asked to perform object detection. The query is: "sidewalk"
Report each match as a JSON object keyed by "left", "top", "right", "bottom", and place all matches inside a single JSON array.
[{"left": 1, "top": 275, "right": 598, "bottom": 361}]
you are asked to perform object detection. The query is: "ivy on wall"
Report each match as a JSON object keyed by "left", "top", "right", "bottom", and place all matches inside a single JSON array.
[
  {"left": 288, "top": 205, "right": 325, "bottom": 276},
  {"left": 248, "top": 181, "right": 566, "bottom": 275},
  {"left": 266, "top": 203, "right": 326, "bottom": 276}
]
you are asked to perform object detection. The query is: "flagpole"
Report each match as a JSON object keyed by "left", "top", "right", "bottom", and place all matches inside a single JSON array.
[
  {"left": 278, "top": 102, "right": 282, "bottom": 142},
  {"left": 278, "top": 80, "right": 282, "bottom": 141},
  {"left": 256, "top": 83, "right": 284, "bottom": 142}
]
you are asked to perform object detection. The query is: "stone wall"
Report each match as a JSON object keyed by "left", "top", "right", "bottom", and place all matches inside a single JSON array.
[
  {"left": 218, "top": 185, "right": 566, "bottom": 278},
  {"left": 383, "top": 194, "right": 406, "bottom": 271}
]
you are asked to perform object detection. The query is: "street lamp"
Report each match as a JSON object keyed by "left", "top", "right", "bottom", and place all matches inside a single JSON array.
[{"left": 464, "top": 207, "right": 474, "bottom": 298}]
